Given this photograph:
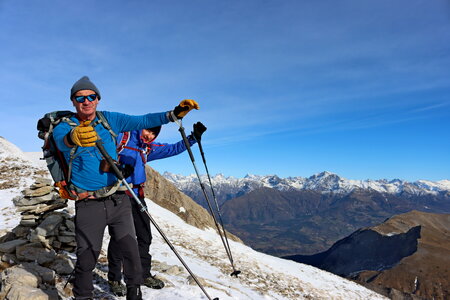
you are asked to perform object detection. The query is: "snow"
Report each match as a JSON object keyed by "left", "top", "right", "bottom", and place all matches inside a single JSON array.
[
  {"left": 24, "top": 151, "right": 48, "bottom": 169},
  {"left": 0, "top": 186, "right": 387, "bottom": 299},
  {"left": 0, "top": 188, "right": 24, "bottom": 230},
  {"left": 0, "top": 137, "right": 388, "bottom": 300},
  {"left": 0, "top": 136, "right": 30, "bottom": 161}
]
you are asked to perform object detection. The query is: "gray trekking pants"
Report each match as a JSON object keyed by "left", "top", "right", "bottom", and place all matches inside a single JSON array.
[{"left": 72, "top": 192, "right": 142, "bottom": 299}]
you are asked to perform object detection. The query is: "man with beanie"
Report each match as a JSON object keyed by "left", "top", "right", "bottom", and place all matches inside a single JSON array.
[
  {"left": 107, "top": 122, "right": 206, "bottom": 296},
  {"left": 52, "top": 76, "right": 199, "bottom": 300}
]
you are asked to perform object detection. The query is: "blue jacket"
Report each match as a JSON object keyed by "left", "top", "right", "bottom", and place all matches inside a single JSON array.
[
  {"left": 53, "top": 111, "right": 169, "bottom": 191},
  {"left": 117, "top": 130, "right": 196, "bottom": 187}
]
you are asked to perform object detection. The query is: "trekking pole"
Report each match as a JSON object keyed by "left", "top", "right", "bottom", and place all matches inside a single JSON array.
[
  {"left": 173, "top": 117, "right": 241, "bottom": 277},
  {"left": 95, "top": 140, "right": 219, "bottom": 300},
  {"left": 194, "top": 136, "right": 240, "bottom": 277}
]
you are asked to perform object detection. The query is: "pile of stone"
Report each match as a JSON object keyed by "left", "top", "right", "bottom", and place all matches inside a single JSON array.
[{"left": 0, "top": 178, "right": 75, "bottom": 300}]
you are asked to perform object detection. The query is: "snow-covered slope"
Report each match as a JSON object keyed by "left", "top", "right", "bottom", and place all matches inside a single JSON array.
[
  {"left": 163, "top": 171, "right": 450, "bottom": 198},
  {"left": 0, "top": 136, "right": 46, "bottom": 190},
  {"left": 0, "top": 137, "right": 387, "bottom": 299}
]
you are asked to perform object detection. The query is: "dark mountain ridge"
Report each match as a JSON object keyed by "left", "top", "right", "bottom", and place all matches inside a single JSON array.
[
  {"left": 285, "top": 210, "right": 450, "bottom": 300},
  {"left": 220, "top": 186, "right": 450, "bottom": 256}
]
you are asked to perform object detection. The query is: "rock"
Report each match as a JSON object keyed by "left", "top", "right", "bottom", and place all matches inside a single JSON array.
[
  {"left": 28, "top": 233, "right": 53, "bottom": 249},
  {"left": 16, "top": 243, "right": 57, "bottom": 265},
  {"left": 23, "top": 186, "right": 54, "bottom": 198},
  {"left": 21, "top": 214, "right": 41, "bottom": 220},
  {"left": 58, "top": 230, "right": 75, "bottom": 237},
  {"left": 12, "top": 226, "right": 31, "bottom": 238},
  {"left": 29, "top": 179, "right": 53, "bottom": 189},
  {"left": 21, "top": 262, "right": 55, "bottom": 284},
  {"left": 35, "top": 214, "right": 64, "bottom": 237},
  {"left": 14, "top": 192, "right": 55, "bottom": 206},
  {"left": 11, "top": 195, "right": 24, "bottom": 206},
  {"left": 187, "top": 275, "right": 207, "bottom": 286},
  {"left": 0, "top": 231, "right": 16, "bottom": 243},
  {"left": 57, "top": 235, "right": 75, "bottom": 244},
  {"left": 2, "top": 253, "right": 19, "bottom": 265},
  {"left": 17, "top": 201, "right": 67, "bottom": 215},
  {"left": 0, "top": 265, "right": 41, "bottom": 298},
  {"left": 19, "top": 218, "right": 38, "bottom": 226},
  {"left": 6, "top": 284, "right": 59, "bottom": 300},
  {"left": 59, "top": 245, "right": 76, "bottom": 252},
  {"left": 0, "top": 239, "right": 28, "bottom": 254},
  {"left": 164, "top": 265, "right": 184, "bottom": 276},
  {"left": 65, "top": 219, "right": 75, "bottom": 232},
  {"left": 47, "top": 254, "right": 74, "bottom": 275},
  {"left": 52, "top": 240, "right": 61, "bottom": 249},
  {"left": 151, "top": 260, "right": 171, "bottom": 272}
]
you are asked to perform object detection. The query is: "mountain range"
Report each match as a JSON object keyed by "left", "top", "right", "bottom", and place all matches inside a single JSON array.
[
  {"left": 164, "top": 172, "right": 450, "bottom": 256},
  {"left": 163, "top": 171, "right": 450, "bottom": 203}
]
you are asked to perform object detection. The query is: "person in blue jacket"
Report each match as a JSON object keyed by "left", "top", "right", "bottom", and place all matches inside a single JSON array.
[
  {"left": 52, "top": 76, "right": 199, "bottom": 300},
  {"left": 107, "top": 122, "right": 206, "bottom": 295}
]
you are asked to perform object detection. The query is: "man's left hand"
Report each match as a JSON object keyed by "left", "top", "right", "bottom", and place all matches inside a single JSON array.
[
  {"left": 192, "top": 121, "right": 207, "bottom": 141},
  {"left": 173, "top": 99, "right": 199, "bottom": 119}
]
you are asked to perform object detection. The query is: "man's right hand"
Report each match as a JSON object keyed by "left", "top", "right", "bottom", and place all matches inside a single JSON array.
[{"left": 70, "top": 120, "right": 98, "bottom": 147}]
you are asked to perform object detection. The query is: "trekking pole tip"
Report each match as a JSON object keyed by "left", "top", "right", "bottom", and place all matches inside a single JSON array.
[{"left": 230, "top": 270, "right": 241, "bottom": 277}]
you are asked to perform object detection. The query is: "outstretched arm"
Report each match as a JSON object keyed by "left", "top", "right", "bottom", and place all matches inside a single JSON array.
[{"left": 147, "top": 135, "right": 196, "bottom": 162}]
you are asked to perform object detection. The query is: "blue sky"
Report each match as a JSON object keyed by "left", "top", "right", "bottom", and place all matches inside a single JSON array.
[{"left": 0, "top": 0, "right": 449, "bottom": 181}]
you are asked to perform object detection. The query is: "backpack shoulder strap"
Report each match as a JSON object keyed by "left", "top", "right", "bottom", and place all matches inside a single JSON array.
[
  {"left": 117, "top": 131, "right": 131, "bottom": 154},
  {"left": 93, "top": 111, "right": 117, "bottom": 138}
]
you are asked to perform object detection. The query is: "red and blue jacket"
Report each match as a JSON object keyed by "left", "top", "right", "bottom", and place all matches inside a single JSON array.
[{"left": 116, "top": 129, "right": 196, "bottom": 193}]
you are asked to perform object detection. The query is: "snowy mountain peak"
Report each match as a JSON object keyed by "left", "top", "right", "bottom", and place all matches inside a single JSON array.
[{"left": 163, "top": 171, "right": 450, "bottom": 197}]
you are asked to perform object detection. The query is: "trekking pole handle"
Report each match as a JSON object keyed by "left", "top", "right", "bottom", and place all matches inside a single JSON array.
[
  {"left": 96, "top": 141, "right": 124, "bottom": 180},
  {"left": 179, "top": 126, "right": 196, "bottom": 163}
]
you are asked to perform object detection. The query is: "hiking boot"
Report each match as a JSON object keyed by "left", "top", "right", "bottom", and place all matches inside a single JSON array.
[
  {"left": 108, "top": 280, "right": 126, "bottom": 296},
  {"left": 126, "top": 285, "right": 142, "bottom": 300},
  {"left": 143, "top": 275, "right": 165, "bottom": 289}
]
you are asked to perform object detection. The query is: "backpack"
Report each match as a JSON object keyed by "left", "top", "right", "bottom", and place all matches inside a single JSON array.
[
  {"left": 37, "top": 111, "right": 117, "bottom": 200},
  {"left": 116, "top": 131, "right": 151, "bottom": 164}
]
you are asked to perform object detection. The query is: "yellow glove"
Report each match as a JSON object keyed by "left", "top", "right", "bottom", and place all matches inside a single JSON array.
[
  {"left": 173, "top": 99, "right": 199, "bottom": 119},
  {"left": 70, "top": 120, "right": 98, "bottom": 147}
]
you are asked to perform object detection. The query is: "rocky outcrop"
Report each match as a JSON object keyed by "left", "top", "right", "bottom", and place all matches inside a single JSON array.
[
  {"left": 144, "top": 166, "right": 242, "bottom": 242},
  {"left": 0, "top": 178, "right": 75, "bottom": 300},
  {"left": 286, "top": 210, "right": 450, "bottom": 300}
]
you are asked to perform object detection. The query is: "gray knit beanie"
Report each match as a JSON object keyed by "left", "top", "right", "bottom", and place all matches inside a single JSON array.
[{"left": 70, "top": 76, "right": 101, "bottom": 100}]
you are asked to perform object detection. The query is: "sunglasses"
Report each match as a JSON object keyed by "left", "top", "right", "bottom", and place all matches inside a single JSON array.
[{"left": 74, "top": 94, "right": 97, "bottom": 103}]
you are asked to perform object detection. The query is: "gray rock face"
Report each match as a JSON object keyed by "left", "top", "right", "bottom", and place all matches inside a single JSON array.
[
  {"left": 35, "top": 214, "right": 64, "bottom": 237},
  {"left": 0, "top": 239, "right": 28, "bottom": 254},
  {"left": 47, "top": 254, "right": 74, "bottom": 275},
  {"left": 16, "top": 243, "right": 57, "bottom": 264}
]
